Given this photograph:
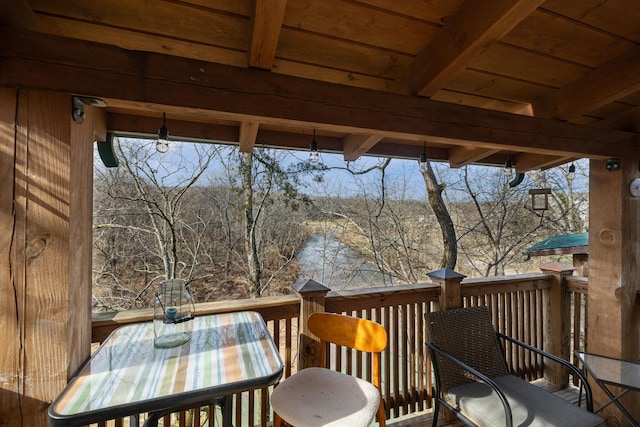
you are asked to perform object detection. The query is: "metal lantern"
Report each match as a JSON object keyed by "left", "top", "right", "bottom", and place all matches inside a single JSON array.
[
  {"left": 529, "top": 188, "right": 552, "bottom": 211},
  {"left": 153, "top": 278, "right": 194, "bottom": 348}
]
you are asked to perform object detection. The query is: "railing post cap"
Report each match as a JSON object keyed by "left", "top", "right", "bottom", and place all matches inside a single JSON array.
[
  {"left": 427, "top": 268, "right": 466, "bottom": 280},
  {"left": 539, "top": 262, "right": 576, "bottom": 274},
  {"left": 292, "top": 278, "right": 331, "bottom": 295}
]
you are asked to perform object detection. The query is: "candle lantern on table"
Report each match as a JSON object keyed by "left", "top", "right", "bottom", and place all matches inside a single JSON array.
[{"left": 153, "top": 278, "right": 194, "bottom": 348}]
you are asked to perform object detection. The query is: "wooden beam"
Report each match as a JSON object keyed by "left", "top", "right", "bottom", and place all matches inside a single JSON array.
[
  {"left": 0, "top": 27, "right": 635, "bottom": 161},
  {"left": 239, "top": 121, "right": 259, "bottom": 153},
  {"left": 342, "top": 133, "right": 384, "bottom": 161},
  {"left": 595, "top": 106, "right": 640, "bottom": 133},
  {"left": 534, "top": 45, "right": 640, "bottom": 120},
  {"left": 395, "top": 0, "right": 544, "bottom": 97},
  {"left": 512, "top": 153, "right": 572, "bottom": 172},
  {"left": 248, "top": 0, "right": 287, "bottom": 70},
  {"left": 449, "top": 146, "right": 500, "bottom": 168},
  {"left": 107, "top": 113, "right": 240, "bottom": 143}
]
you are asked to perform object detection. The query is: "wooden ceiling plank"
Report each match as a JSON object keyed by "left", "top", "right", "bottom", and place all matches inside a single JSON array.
[
  {"left": 239, "top": 121, "right": 259, "bottom": 152},
  {"left": 449, "top": 147, "right": 501, "bottom": 168},
  {"left": 282, "top": 1, "right": 439, "bottom": 54},
  {"left": 30, "top": 0, "right": 249, "bottom": 51},
  {"left": 534, "top": 45, "right": 640, "bottom": 120},
  {"left": 0, "top": 0, "right": 46, "bottom": 30},
  {"left": 343, "top": 134, "right": 384, "bottom": 161},
  {"left": 34, "top": 15, "right": 248, "bottom": 68},
  {"left": 395, "top": 0, "right": 545, "bottom": 97},
  {"left": 248, "top": 0, "right": 287, "bottom": 70},
  {"left": 2, "top": 27, "right": 634, "bottom": 161}
]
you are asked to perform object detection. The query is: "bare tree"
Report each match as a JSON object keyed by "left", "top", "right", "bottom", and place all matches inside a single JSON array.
[
  {"left": 93, "top": 138, "right": 218, "bottom": 309},
  {"left": 455, "top": 166, "right": 544, "bottom": 276},
  {"left": 421, "top": 160, "right": 457, "bottom": 269},
  {"left": 218, "top": 147, "right": 317, "bottom": 297},
  {"left": 528, "top": 160, "right": 588, "bottom": 233},
  {"left": 309, "top": 158, "right": 442, "bottom": 286}
]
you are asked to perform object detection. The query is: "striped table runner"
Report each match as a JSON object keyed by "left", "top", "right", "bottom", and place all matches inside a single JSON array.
[{"left": 50, "top": 311, "right": 283, "bottom": 422}]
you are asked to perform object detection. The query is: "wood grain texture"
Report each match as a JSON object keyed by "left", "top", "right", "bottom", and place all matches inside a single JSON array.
[
  {"left": 0, "top": 87, "right": 21, "bottom": 426},
  {"left": 587, "top": 152, "right": 640, "bottom": 423},
  {"left": 0, "top": 90, "right": 95, "bottom": 426}
]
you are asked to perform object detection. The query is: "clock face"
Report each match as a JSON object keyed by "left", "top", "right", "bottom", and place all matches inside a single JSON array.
[{"left": 630, "top": 178, "right": 640, "bottom": 197}]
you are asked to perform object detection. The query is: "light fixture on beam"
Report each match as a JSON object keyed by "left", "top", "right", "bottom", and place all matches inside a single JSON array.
[
  {"left": 504, "top": 153, "right": 514, "bottom": 177},
  {"left": 529, "top": 188, "right": 552, "bottom": 211},
  {"left": 419, "top": 141, "right": 428, "bottom": 173},
  {"left": 156, "top": 113, "right": 169, "bottom": 153},
  {"left": 309, "top": 129, "right": 319, "bottom": 163},
  {"left": 568, "top": 162, "right": 576, "bottom": 181}
]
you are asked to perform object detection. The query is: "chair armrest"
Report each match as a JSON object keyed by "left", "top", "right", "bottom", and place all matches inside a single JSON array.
[
  {"left": 427, "top": 342, "right": 514, "bottom": 427},
  {"left": 496, "top": 332, "right": 593, "bottom": 412}
]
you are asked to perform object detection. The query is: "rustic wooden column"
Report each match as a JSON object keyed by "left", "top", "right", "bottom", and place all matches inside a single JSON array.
[
  {"left": 427, "top": 268, "right": 465, "bottom": 423},
  {"left": 293, "top": 279, "right": 330, "bottom": 370},
  {"left": 428, "top": 268, "right": 465, "bottom": 311},
  {"left": 540, "top": 261, "right": 574, "bottom": 388},
  {"left": 0, "top": 89, "right": 102, "bottom": 426},
  {"left": 589, "top": 154, "right": 640, "bottom": 426}
]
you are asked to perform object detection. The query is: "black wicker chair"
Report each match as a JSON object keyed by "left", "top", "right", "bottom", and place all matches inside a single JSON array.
[{"left": 425, "top": 306, "right": 604, "bottom": 427}]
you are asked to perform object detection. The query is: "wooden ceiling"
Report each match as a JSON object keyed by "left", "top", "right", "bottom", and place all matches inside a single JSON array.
[{"left": 2, "top": 0, "right": 640, "bottom": 171}]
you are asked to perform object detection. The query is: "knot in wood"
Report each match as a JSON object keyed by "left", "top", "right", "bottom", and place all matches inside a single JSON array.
[{"left": 25, "top": 235, "right": 49, "bottom": 258}]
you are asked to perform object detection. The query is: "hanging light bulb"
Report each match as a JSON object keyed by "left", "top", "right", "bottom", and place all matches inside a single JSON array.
[
  {"left": 504, "top": 153, "right": 514, "bottom": 177},
  {"left": 309, "top": 129, "right": 319, "bottom": 163},
  {"left": 568, "top": 162, "right": 576, "bottom": 181},
  {"left": 156, "top": 113, "right": 169, "bottom": 153},
  {"left": 419, "top": 141, "right": 428, "bottom": 173}
]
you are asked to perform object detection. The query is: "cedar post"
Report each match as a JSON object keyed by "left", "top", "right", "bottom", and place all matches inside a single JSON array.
[
  {"left": 588, "top": 154, "right": 640, "bottom": 425},
  {"left": 540, "top": 261, "right": 574, "bottom": 388},
  {"left": 293, "top": 279, "right": 330, "bottom": 370},
  {"left": 428, "top": 268, "right": 466, "bottom": 311},
  {"left": 0, "top": 89, "right": 101, "bottom": 425},
  {"left": 427, "top": 268, "right": 465, "bottom": 423}
]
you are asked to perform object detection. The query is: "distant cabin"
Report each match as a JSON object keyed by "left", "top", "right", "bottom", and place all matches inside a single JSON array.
[{"left": 525, "top": 232, "right": 588, "bottom": 276}]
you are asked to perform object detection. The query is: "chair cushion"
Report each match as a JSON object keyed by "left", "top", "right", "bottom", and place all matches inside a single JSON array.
[
  {"left": 447, "top": 375, "right": 605, "bottom": 427},
  {"left": 271, "top": 367, "right": 380, "bottom": 427}
]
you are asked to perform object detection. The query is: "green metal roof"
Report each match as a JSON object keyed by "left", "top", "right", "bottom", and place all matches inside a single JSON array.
[{"left": 525, "top": 232, "right": 588, "bottom": 257}]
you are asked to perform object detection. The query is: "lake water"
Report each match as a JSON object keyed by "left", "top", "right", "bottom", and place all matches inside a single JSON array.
[{"left": 295, "top": 232, "right": 394, "bottom": 290}]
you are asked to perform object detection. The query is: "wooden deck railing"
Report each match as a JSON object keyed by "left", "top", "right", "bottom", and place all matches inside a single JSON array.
[
  {"left": 89, "top": 267, "right": 588, "bottom": 427},
  {"left": 461, "top": 274, "right": 553, "bottom": 381}
]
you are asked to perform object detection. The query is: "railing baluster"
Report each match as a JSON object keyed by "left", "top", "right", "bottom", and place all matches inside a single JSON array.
[{"left": 89, "top": 274, "right": 590, "bottom": 426}]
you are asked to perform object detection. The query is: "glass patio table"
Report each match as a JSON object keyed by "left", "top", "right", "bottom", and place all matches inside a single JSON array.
[
  {"left": 48, "top": 311, "right": 283, "bottom": 427},
  {"left": 575, "top": 351, "right": 640, "bottom": 426}
]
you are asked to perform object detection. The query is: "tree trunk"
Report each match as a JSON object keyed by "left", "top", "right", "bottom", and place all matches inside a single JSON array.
[
  {"left": 421, "top": 160, "right": 457, "bottom": 269},
  {"left": 240, "top": 152, "right": 262, "bottom": 296}
]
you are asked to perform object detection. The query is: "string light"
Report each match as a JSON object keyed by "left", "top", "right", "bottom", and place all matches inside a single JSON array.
[
  {"left": 156, "top": 113, "right": 169, "bottom": 153},
  {"left": 309, "top": 129, "right": 319, "bottom": 163}
]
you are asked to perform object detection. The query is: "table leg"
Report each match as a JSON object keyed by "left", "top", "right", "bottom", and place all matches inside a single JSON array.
[
  {"left": 596, "top": 382, "right": 639, "bottom": 427},
  {"left": 142, "top": 412, "right": 160, "bottom": 427}
]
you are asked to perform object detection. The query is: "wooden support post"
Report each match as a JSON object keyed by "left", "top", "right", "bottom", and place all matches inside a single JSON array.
[
  {"left": 588, "top": 154, "right": 640, "bottom": 426},
  {"left": 292, "top": 279, "right": 330, "bottom": 370},
  {"left": 540, "top": 261, "right": 574, "bottom": 388},
  {"left": 0, "top": 89, "right": 101, "bottom": 426},
  {"left": 427, "top": 268, "right": 465, "bottom": 423},
  {"left": 428, "top": 268, "right": 466, "bottom": 311}
]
